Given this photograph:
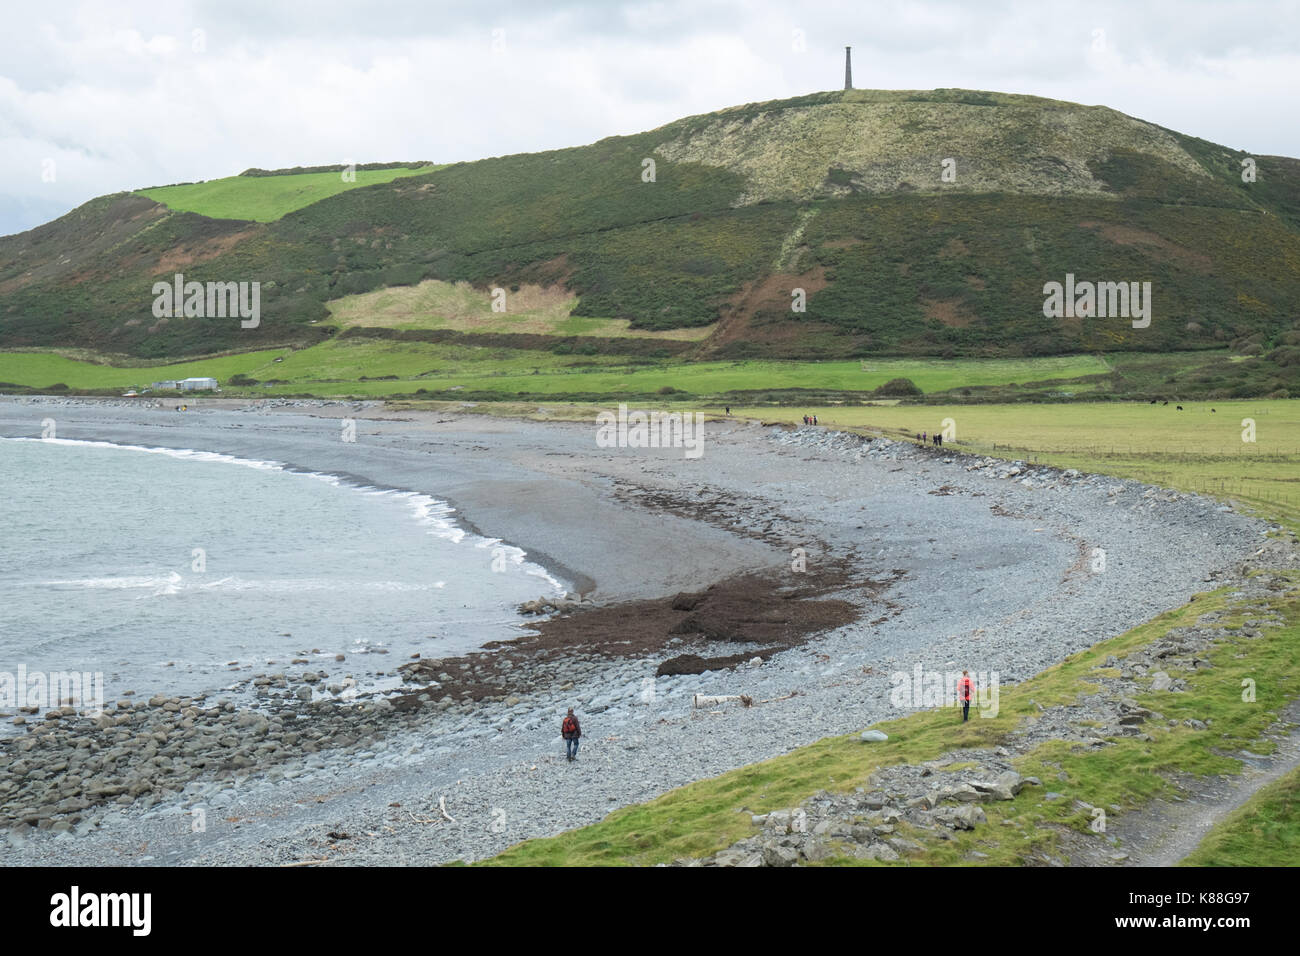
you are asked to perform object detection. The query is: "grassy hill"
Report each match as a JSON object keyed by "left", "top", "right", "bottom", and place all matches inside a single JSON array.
[{"left": 2, "top": 88, "right": 1299, "bottom": 369}]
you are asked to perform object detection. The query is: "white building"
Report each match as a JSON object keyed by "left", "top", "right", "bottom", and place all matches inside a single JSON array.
[{"left": 177, "top": 377, "right": 219, "bottom": 391}]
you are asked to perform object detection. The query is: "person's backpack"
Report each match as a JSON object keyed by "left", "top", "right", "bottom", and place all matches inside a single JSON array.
[{"left": 562, "top": 716, "right": 578, "bottom": 736}]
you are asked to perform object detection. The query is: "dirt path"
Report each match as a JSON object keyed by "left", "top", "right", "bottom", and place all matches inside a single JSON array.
[{"left": 1113, "top": 700, "right": 1300, "bottom": 866}]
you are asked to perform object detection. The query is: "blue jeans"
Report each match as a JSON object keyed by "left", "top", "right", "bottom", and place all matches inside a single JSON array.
[{"left": 566, "top": 737, "right": 579, "bottom": 759}]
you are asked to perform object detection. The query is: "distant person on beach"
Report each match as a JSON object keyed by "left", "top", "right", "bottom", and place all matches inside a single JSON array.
[
  {"left": 725, "top": 405, "right": 730, "bottom": 415},
  {"left": 958, "top": 670, "right": 973, "bottom": 722},
  {"left": 562, "top": 707, "right": 582, "bottom": 761},
  {"left": 922, "top": 431, "right": 927, "bottom": 443},
  {"left": 813, "top": 415, "right": 818, "bottom": 425}
]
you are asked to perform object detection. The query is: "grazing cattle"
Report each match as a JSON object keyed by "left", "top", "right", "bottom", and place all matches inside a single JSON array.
[
  {"left": 1211, "top": 408, "right": 1216, "bottom": 413},
  {"left": 1149, "top": 399, "right": 1157, "bottom": 405},
  {"left": 1162, "top": 401, "right": 1169, "bottom": 406},
  {"left": 1177, "top": 405, "right": 1183, "bottom": 410}
]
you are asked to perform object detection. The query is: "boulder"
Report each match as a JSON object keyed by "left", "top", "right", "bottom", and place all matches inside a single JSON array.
[
  {"left": 762, "top": 845, "right": 799, "bottom": 867},
  {"left": 934, "top": 805, "right": 986, "bottom": 830}
]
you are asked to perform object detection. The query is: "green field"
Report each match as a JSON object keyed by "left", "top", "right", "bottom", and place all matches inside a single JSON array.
[
  {"left": 137, "top": 166, "right": 439, "bottom": 222},
  {"left": 0, "top": 345, "right": 1113, "bottom": 399},
  {"left": 0, "top": 349, "right": 291, "bottom": 390}
]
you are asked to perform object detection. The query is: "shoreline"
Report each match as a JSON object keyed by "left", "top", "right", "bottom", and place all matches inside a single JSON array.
[{"left": 0, "top": 396, "right": 1275, "bottom": 864}]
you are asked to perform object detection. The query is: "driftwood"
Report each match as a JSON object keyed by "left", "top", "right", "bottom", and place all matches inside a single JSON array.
[
  {"left": 406, "top": 795, "right": 456, "bottom": 825},
  {"left": 692, "top": 694, "right": 754, "bottom": 709}
]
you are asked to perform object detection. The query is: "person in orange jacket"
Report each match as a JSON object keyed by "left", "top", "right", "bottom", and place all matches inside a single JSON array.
[{"left": 958, "top": 670, "right": 974, "bottom": 722}]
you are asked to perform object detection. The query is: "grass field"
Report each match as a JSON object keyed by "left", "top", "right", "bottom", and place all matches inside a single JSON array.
[
  {"left": 137, "top": 166, "right": 438, "bottom": 222},
  {"left": 327, "top": 280, "right": 714, "bottom": 340},
  {"left": 0, "top": 349, "right": 291, "bottom": 390},
  {"left": 247, "top": 349, "right": 1112, "bottom": 397},
  {"left": 0, "top": 346, "right": 1114, "bottom": 398}
]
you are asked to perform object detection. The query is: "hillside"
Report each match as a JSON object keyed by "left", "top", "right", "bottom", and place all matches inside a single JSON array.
[{"left": 2, "top": 88, "right": 1299, "bottom": 363}]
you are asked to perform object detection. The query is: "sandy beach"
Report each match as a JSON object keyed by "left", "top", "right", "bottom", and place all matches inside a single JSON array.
[{"left": 0, "top": 396, "right": 1272, "bottom": 865}]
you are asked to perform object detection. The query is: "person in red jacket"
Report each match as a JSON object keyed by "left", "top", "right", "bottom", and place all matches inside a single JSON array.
[
  {"left": 562, "top": 707, "right": 582, "bottom": 761},
  {"left": 958, "top": 670, "right": 974, "bottom": 722}
]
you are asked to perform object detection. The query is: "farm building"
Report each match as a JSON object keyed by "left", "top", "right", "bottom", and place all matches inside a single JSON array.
[{"left": 178, "top": 377, "right": 219, "bottom": 391}]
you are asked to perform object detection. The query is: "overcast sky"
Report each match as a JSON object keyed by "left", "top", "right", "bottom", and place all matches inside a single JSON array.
[{"left": 2, "top": 0, "right": 1298, "bottom": 237}]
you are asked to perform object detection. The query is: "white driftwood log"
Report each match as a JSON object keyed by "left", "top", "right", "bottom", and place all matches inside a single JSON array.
[{"left": 693, "top": 694, "right": 754, "bottom": 709}]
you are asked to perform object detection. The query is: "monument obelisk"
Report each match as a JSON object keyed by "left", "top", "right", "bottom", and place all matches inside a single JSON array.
[{"left": 845, "top": 46, "right": 852, "bottom": 90}]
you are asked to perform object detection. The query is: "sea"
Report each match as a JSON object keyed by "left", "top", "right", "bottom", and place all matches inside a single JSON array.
[{"left": 0, "top": 436, "right": 565, "bottom": 713}]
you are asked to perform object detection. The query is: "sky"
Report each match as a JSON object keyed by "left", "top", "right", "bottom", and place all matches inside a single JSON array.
[{"left": 2, "top": 0, "right": 1298, "bottom": 237}]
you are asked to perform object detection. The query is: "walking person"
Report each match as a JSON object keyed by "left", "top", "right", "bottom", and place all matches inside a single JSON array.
[
  {"left": 958, "top": 670, "right": 973, "bottom": 722},
  {"left": 562, "top": 707, "right": 582, "bottom": 761}
]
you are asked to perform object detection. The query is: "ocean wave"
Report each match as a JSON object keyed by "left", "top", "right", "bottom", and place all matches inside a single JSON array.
[{"left": 5, "top": 435, "right": 566, "bottom": 594}]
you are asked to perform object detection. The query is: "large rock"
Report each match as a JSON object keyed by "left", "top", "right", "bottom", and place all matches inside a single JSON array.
[
  {"left": 941, "top": 783, "right": 986, "bottom": 803},
  {"left": 860, "top": 730, "right": 889, "bottom": 743},
  {"left": 934, "top": 805, "right": 986, "bottom": 830},
  {"left": 970, "top": 771, "right": 1025, "bottom": 801},
  {"left": 762, "top": 845, "right": 799, "bottom": 867}
]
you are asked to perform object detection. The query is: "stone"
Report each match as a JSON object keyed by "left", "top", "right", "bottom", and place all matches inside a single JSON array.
[
  {"left": 935, "top": 805, "right": 986, "bottom": 830},
  {"left": 713, "top": 847, "right": 750, "bottom": 866},
  {"left": 942, "top": 783, "right": 986, "bottom": 803},
  {"left": 860, "top": 730, "right": 889, "bottom": 743},
  {"left": 762, "top": 845, "right": 799, "bottom": 867},
  {"left": 971, "top": 771, "right": 1024, "bottom": 801},
  {"left": 1150, "top": 671, "right": 1174, "bottom": 692}
]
